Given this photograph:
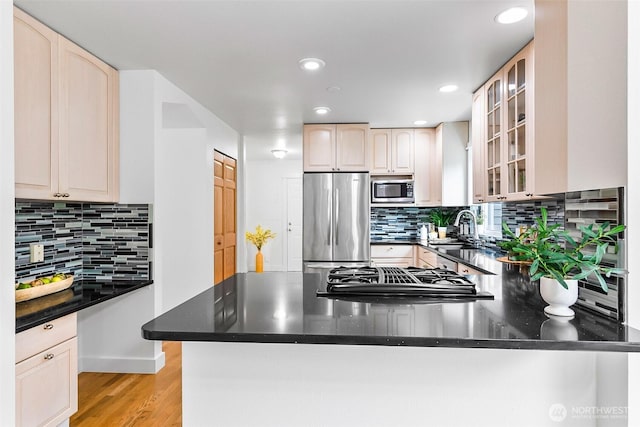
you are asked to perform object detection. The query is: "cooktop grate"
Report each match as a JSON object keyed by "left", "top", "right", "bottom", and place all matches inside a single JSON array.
[{"left": 319, "top": 266, "right": 493, "bottom": 300}]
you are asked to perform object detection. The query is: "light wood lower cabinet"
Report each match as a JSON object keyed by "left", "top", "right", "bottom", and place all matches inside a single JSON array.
[
  {"left": 16, "top": 313, "right": 78, "bottom": 427},
  {"left": 414, "top": 246, "right": 438, "bottom": 268},
  {"left": 370, "top": 245, "right": 413, "bottom": 268},
  {"left": 457, "top": 263, "right": 485, "bottom": 275},
  {"left": 14, "top": 7, "right": 119, "bottom": 202}
]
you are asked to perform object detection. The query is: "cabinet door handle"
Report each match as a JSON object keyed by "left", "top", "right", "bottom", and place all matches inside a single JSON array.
[
  {"left": 63, "top": 193, "right": 70, "bottom": 197},
  {"left": 53, "top": 193, "right": 61, "bottom": 198},
  {"left": 44, "top": 353, "right": 54, "bottom": 360},
  {"left": 43, "top": 323, "right": 54, "bottom": 330}
]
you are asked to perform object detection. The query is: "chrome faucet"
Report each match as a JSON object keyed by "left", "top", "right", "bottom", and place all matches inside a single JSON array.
[{"left": 454, "top": 210, "right": 479, "bottom": 241}]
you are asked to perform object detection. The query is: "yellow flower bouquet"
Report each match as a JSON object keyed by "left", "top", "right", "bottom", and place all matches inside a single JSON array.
[{"left": 245, "top": 225, "right": 276, "bottom": 251}]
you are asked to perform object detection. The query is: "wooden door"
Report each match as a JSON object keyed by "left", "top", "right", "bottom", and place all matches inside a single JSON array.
[
  {"left": 214, "top": 151, "right": 236, "bottom": 284},
  {"left": 58, "top": 36, "right": 119, "bottom": 202},
  {"left": 335, "top": 124, "right": 368, "bottom": 171},
  {"left": 370, "top": 129, "right": 392, "bottom": 174},
  {"left": 303, "top": 124, "right": 336, "bottom": 171},
  {"left": 13, "top": 7, "right": 59, "bottom": 199},
  {"left": 391, "top": 129, "right": 414, "bottom": 174}
]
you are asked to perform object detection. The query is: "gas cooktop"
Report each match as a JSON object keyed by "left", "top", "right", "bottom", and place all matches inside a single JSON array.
[{"left": 317, "top": 266, "right": 494, "bottom": 300}]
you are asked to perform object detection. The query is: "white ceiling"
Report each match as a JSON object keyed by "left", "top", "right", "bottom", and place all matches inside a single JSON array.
[{"left": 14, "top": 0, "right": 534, "bottom": 160}]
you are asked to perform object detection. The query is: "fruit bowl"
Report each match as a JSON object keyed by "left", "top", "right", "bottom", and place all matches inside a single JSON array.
[{"left": 15, "top": 275, "right": 74, "bottom": 303}]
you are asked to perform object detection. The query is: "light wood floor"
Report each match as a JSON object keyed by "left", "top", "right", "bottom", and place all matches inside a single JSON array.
[{"left": 70, "top": 341, "right": 182, "bottom": 427}]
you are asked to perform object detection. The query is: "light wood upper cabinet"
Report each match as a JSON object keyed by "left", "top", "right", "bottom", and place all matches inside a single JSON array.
[
  {"left": 58, "top": 37, "right": 119, "bottom": 202},
  {"left": 473, "top": 41, "right": 535, "bottom": 203},
  {"left": 370, "top": 128, "right": 414, "bottom": 175},
  {"left": 391, "top": 129, "right": 415, "bottom": 174},
  {"left": 336, "top": 124, "right": 369, "bottom": 171},
  {"left": 14, "top": 7, "right": 119, "bottom": 202},
  {"left": 303, "top": 124, "right": 369, "bottom": 171},
  {"left": 370, "top": 129, "right": 392, "bottom": 174},
  {"left": 13, "top": 7, "right": 59, "bottom": 200},
  {"left": 303, "top": 125, "right": 336, "bottom": 171},
  {"left": 471, "top": 90, "right": 486, "bottom": 203},
  {"left": 413, "top": 128, "right": 441, "bottom": 206}
]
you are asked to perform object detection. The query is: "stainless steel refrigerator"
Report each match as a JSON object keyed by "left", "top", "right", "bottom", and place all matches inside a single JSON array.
[{"left": 303, "top": 172, "right": 370, "bottom": 271}]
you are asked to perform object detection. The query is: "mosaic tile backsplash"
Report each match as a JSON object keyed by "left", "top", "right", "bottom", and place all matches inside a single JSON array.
[
  {"left": 15, "top": 202, "right": 151, "bottom": 282},
  {"left": 370, "top": 206, "right": 465, "bottom": 240},
  {"left": 370, "top": 200, "right": 565, "bottom": 244}
]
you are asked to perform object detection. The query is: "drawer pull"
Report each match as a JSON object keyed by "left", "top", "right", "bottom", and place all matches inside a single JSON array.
[
  {"left": 44, "top": 353, "right": 54, "bottom": 360},
  {"left": 43, "top": 324, "right": 54, "bottom": 330}
]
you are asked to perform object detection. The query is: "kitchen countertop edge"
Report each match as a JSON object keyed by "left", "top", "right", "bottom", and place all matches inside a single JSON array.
[
  {"left": 141, "top": 329, "right": 640, "bottom": 352},
  {"left": 16, "top": 279, "right": 154, "bottom": 333}
]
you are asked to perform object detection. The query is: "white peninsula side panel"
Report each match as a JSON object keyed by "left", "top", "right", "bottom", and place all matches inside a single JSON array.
[{"left": 183, "top": 342, "right": 628, "bottom": 427}]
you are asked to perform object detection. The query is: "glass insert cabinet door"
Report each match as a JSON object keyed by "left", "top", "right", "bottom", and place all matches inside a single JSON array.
[
  {"left": 485, "top": 77, "right": 502, "bottom": 200},
  {"left": 482, "top": 41, "right": 533, "bottom": 201},
  {"left": 506, "top": 55, "right": 528, "bottom": 195}
]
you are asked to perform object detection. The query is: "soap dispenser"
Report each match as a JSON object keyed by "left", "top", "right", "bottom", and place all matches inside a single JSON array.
[{"left": 420, "top": 224, "right": 428, "bottom": 241}]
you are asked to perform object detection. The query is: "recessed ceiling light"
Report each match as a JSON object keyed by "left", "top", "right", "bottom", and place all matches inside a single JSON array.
[
  {"left": 326, "top": 86, "right": 341, "bottom": 93},
  {"left": 439, "top": 84, "right": 458, "bottom": 93},
  {"left": 271, "top": 149, "right": 288, "bottom": 159},
  {"left": 495, "top": 7, "right": 528, "bottom": 24},
  {"left": 299, "top": 58, "right": 325, "bottom": 71},
  {"left": 414, "top": 120, "right": 427, "bottom": 126},
  {"left": 313, "top": 107, "right": 331, "bottom": 115}
]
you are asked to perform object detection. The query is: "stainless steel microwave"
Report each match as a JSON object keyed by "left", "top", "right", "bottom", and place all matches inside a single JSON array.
[{"left": 371, "top": 179, "right": 414, "bottom": 203}]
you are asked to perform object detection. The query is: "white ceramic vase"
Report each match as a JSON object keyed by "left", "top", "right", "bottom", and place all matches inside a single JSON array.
[{"left": 539, "top": 277, "right": 578, "bottom": 317}]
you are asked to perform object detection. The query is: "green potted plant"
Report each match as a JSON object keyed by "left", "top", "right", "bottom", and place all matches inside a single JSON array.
[
  {"left": 427, "top": 208, "right": 456, "bottom": 239},
  {"left": 501, "top": 207, "right": 625, "bottom": 317}
]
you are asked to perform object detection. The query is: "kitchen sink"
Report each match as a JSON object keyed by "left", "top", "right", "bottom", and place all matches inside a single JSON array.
[
  {"left": 429, "top": 241, "right": 479, "bottom": 251},
  {"left": 430, "top": 242, "right": 466, "bottom": 250}
]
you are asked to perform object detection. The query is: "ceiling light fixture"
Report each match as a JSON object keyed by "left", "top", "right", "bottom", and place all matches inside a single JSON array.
[
  {"left": 298, "top": 58, "right": 326, "bottom": 71},
  {"left": 413, "top": 120, "right": 427, "bottom": 126},
  {"left": 495, "top": 7, "right": 528, "bottom": 24},
  {"left": 313, "top": 106, "right": 331, "bottom": 115},
  {"left": 326, "top": 86, "right": 341, "bottom": 93},
  {"left": 439, "top": 84, "right": 459, "bottom": 93},
  {"left": 271, "top": 149, "right": 288, "bottom": 159}
]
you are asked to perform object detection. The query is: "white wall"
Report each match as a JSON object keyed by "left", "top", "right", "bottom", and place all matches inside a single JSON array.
[
  {"left": 244, "top": 159, "right": 302, "bottom": 271},
  {"left": 567, "top": 0, "right": 627, "bottom": 192},
  {"left": 78, "top": 70, "right": 240, "bottom": 373},
  {"left": 0, "top": 1, "right": 15, "bottom": 423}
]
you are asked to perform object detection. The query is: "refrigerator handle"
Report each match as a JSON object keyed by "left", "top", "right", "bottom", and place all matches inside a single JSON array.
[
  {"left": 335, "top": 188, "right": 339, "bottom": 245},
  {"left": 326, "top": 189, "right": 331, "bottom": 246}
]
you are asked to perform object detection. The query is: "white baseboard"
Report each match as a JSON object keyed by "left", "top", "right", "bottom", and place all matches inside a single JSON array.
[{"left": 79, "top": 350, "right": 165, "bottom": 374}]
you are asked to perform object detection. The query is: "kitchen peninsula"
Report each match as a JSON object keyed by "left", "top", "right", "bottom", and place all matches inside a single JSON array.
[{"left": 143, "top": 264, "right": 640, "bottom": 426}]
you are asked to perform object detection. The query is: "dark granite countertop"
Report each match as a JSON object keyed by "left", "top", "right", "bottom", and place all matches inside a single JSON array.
[
  {"left": 371, "top": 238, "right": 499, "bottom": 274},
  {"left": 142, "top": 271, "right": 640, "bottom": 352},
  {"left": 16, "top": 279, "right": 153, "bottom": 333}
]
